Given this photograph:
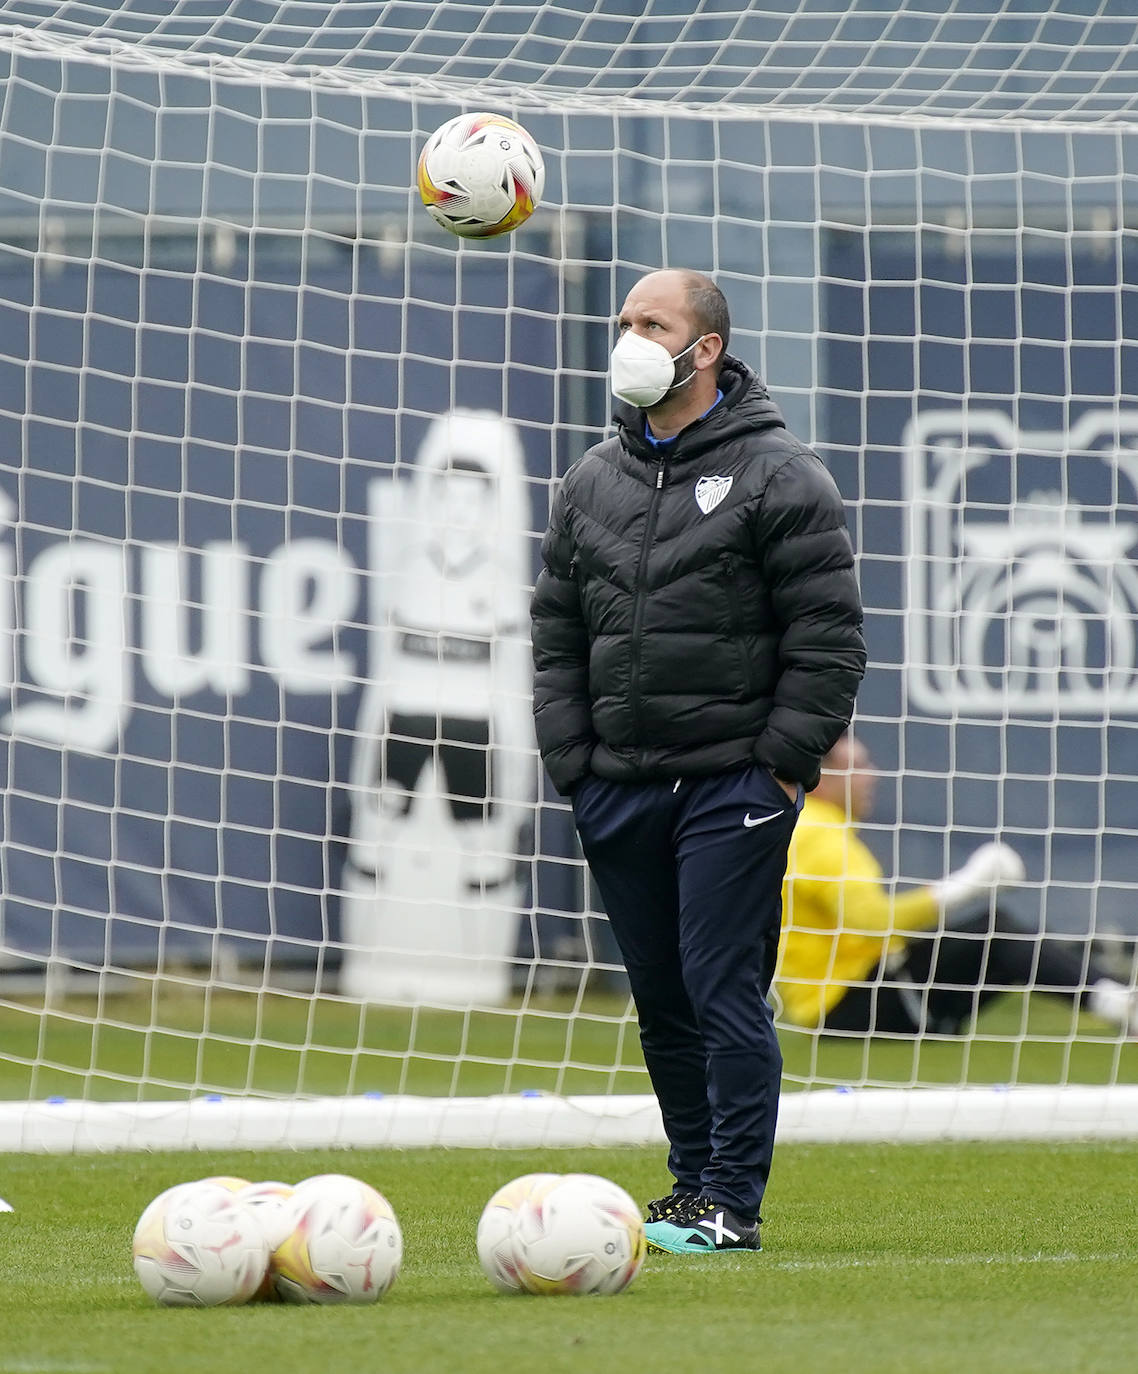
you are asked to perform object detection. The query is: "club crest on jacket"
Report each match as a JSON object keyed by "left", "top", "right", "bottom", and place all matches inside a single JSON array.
[{"left": 695, "top": 474, "right": 733, "bottom": 514}]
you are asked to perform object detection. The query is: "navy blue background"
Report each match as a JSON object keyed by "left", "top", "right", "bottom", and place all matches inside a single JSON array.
[
  {"left": 2, "top": 221, "right": 1136, "bottom": 968},
  {"left": 824, "top": 228, "right": 1138, "bottom": 936},
  {"left": 0, "top": 234, "right": 570, "bottom": 965}
]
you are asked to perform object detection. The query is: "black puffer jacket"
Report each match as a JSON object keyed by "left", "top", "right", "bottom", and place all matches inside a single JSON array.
[{"left": 531, "top": 356, "right": 865, "bottom": 795}]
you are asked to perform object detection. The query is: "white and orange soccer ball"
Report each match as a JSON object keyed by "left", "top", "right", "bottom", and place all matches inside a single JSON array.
[
  {"left": 476, "top": 1172, "right": 562, "bottom": 1293},
  {"left": 477, "top": 1172, "right": 646, "bottom": 1297},
  {"left": 417, "top": 111, "right": 545, "bottom": 239},
  {"left": 271, "top": 1173, "right": 402, "bottom": 1304},
  {"left": 237, "top": 1180, "right": 296, "bottom": 1301},
  {"left": 131, "top": 1179, "right": 270, "bottom": 1308},
  {"left": 238, "top": 1179, "right": 295, "bottom": 1251}
]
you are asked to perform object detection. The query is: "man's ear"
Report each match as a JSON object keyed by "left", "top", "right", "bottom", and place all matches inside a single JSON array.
[{"left": 696, "top": 333, "right": 724, "bottom": 372}]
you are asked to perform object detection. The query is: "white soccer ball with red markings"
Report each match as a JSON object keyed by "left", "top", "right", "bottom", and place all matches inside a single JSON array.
[
  {"left": 237, "top": 1180, "right": 295, "bottom": 1251},
  {"left": 237, "top": 1180, "right": 296, "bottom": 1300},
  {"left": 132, "top": 1179, "right": 270, "bottom": 1308},
  {"left": 476, "top": 1172, "right": 562, "bottom": 1293},
  {"left": 478, "top": 1173, "right": 646, "bottom": 1296},
  {"left": 271, "top": 1173, "right": 402, "bottom": 1304},
  {"left": 417, "top": 111, "right": 545, "bottom": 239},
  {"left": 197, "top": 1174, "right": 252, "bottom": 1192}
]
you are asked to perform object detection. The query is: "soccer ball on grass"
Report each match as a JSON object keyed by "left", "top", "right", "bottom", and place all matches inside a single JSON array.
[
  {"left": 271, "top": 1172, "right": 402, "bottom": 1304},
  {"left": 132, "top": 1179, "right": 270, "bottom": 1307},
  {"left": 236, "top": 1180, "right": 295, "bottom": 1301},
  {"left": 476, "top": 1171, "right": 562, "bottom": 1293},
  {"left": 477, "top": 1172, "right": 646, "bottom": 1296}
]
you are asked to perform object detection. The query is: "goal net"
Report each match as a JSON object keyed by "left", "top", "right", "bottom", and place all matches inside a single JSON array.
[{"left": 1, "top": 0, "right": 1137, "bottom": 1151}]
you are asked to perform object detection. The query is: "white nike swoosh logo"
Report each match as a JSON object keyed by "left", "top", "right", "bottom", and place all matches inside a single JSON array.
[{"left": 743, "top": 812, "right": 780, "bottom": 828}]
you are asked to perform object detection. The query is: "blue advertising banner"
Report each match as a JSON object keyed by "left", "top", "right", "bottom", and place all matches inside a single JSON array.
[
  {"left": 824, "top": 228, "right": 1138, "bottom": 934},
  {"left": 0, "top": 234, "right": 562, "bottom": 966}
]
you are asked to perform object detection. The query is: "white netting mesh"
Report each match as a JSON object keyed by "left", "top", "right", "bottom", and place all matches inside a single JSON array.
[
  {"left": 0, "top": 0, "right": 1136, "bottom": 1147},
  {"left": 0, "top": 2, "right": 1136, "bottom": 123}
]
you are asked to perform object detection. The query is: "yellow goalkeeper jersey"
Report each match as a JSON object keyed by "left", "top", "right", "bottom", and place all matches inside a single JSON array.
[{"left": 776, "top": 797, "right": 940, "bottom": 1028}]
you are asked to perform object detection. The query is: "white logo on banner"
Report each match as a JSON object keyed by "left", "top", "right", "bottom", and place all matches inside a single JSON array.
[
  {"left": 904, "top": 408, "right": 1138, "bottom": 716},
  {"left": 695, "top": 474, "right": 733, "bottom": 514}
]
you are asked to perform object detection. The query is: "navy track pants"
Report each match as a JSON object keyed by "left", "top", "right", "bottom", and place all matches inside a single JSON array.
[{"left": 572, "top": 764, "right": 802, "bottom": 1221}]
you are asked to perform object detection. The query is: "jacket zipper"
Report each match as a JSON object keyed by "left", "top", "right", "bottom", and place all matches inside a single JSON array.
[
  {"left": 723, "top": 553, "right": 756, "bottom": 696},
  {"left": 629, "top": 461, "right": 665, "bottom": 742}
]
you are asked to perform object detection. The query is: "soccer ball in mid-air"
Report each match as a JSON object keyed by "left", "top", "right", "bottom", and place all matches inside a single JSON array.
[
  {"left": 132, "top": 1179, "right": 271, "bottom": 1307},
  {"left": 271, "top": 1173, "right": 402, "bottom": 1304},
  {"left": 417, "top": 112, "right": 545, "bottom": 239},
  {"left": 478, "top": 1173, "right": 646, "bottom": 1296}
]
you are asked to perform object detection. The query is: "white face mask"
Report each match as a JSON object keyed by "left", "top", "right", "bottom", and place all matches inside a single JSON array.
[{"left": 610, "top": 331, "right": 704, "bottom": 409}]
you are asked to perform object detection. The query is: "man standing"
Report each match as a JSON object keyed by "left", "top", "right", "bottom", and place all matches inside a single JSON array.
[{"left": 530, "top": 269, "right": 865, "bottom": 1253}]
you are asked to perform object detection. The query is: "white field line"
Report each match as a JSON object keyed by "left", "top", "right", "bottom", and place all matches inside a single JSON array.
[
  {"left": 1, "top": 1364, "right": 114, "bottom": 1373},
  {"left": 768, "top": 1250, "right": 1133, "bottom": 1272}
]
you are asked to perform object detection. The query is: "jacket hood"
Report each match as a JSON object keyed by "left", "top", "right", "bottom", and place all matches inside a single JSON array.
[{"left": 612, "top": 354, "right": 786, "bottom": 464}]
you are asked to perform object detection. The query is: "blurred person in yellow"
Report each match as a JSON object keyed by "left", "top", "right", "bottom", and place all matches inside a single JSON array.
[{"left": 776, "top": 732, "right": 1136, "bottom": 1036}]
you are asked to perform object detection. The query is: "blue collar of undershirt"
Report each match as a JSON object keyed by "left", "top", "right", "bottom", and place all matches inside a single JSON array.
[{"left": 644, "top": 390, "right": 724, "bottom": 448}]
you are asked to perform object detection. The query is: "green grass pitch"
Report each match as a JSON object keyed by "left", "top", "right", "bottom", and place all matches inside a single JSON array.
[
  {"left": 2, "top": 1140, "right": 1138, "bottom": 1374},
  {"left": 2, "top": 985, "right": 1136, "bottom": 1100},
  {"left": 3, "top": 986, "right": 1138, "bottom": 1371}
]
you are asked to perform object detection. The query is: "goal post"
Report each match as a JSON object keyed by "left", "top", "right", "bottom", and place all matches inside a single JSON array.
[{"left": 1, "top": 2, "right": 1137, "bottom": 1150}]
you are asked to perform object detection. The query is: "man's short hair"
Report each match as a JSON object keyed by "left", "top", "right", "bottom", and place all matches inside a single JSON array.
[{"left": 682, "top": 272, "right": 730, "bottom": 374}]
